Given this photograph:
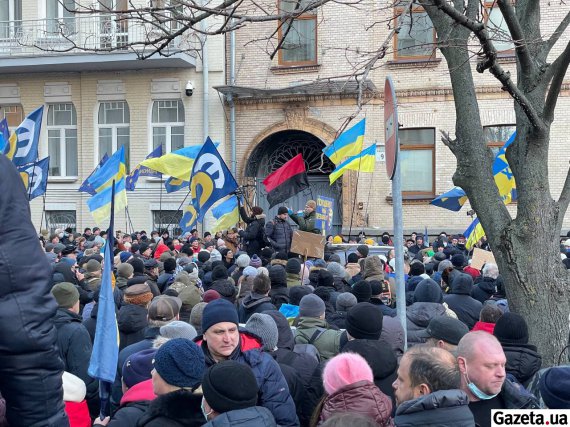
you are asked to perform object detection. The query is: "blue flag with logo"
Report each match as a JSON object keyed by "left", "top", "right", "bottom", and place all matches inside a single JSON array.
[
  {"left": 17, "top": 157, "right": 50, "bottom": 201},
  {"left": 126, "top": 145, "right": 163, "bottom": 191},
  {"left": 10, "top": 106, "right": 44, "bottom": 167},
  {"left": 179, "top": 137, "right": 238, "bottom": 232},
  {"left": 0, "top": 118, "right": 9, "bottom": 153},
  {"left": 79, "top": 154, "right": 109, "bottom": 196}
]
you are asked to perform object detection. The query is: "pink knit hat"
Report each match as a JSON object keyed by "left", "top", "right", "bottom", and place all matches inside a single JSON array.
[{"left": 323, "top": 352, "right": 374, "bottom": 395}]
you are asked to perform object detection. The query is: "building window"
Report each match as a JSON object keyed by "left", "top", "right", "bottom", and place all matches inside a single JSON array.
[
  {"left": 153, "top": 210, "right": 182, "bottom": 236},
  {"left": 394, "top": 4, "right": 435, "bottom": 60},
  {"left": 484, "top": 124, "right": 516, "bottom": 155},
  {"left": 151, "top": 100, "right": 185, "bottom": 154},
  {"left": 400, "top": 128, "right": 435, "bottom": 197},
  {"left": 46, "top": 0, "right": 75, "bottom": 34},
  {"left": 278, "top": 0, "right": 317, "bottom": 66},
  {"left": 485, "top": 2, "right": 514, "bottom": 53},
  {"left": 47, "top": 103, "right": 78, "bottom": 177},
  {"left": 0, "top": 0, "right": 22, "bottom": 38},
  {"left": 46, "top": 210, "right": 76, "bottom": 234},
  {"left": 0, "top": 104, "right": 23, "bottom": 128},
  {"left": 98, "top": 101, "right": 130, "bottom": 169}
]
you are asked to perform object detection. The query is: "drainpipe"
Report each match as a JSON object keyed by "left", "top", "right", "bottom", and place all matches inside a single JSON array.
[
  {"left": 229, "top": 26, "right": 236, "bottom": 176},
  {"left": 201, "top": 1, "right": 209, "bottom": 234}
]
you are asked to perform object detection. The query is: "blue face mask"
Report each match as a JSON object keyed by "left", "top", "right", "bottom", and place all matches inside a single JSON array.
[{"left": 464, "top": 362, "right": 499, "bottom": 400}]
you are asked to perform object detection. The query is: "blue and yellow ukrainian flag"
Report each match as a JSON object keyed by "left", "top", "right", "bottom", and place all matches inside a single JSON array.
[
  {"left": 17, "top": 157, "right": 50, "bottom": 201},
  {"left": 140, "top": 145, "right": 202, "bottom": 180},
  {"left": 430, "top": 187, "right": 469, "bottom": 212},
  {"left": 87, "top": 178, "right": 128, "bottom": 225},
  {"left": 86, "top": 146, "right": 127, "bottom": 194},
  {"left": 464, "top": 217, "right": 486, "bottom": 250},
  {"left": 126, "top": 145, "right": 162, "bottom": 191},
  {"left": 492, "top": 132, "right": 516, "bottom": 205},
  {"left": 0, "top": 118, "right": 9, "bottom": 153},
  {"left": 329, "top": 144, "right": 376, "bottom": 184},
  {"left": 180, "top": 138, "right": 238, "bottom": 232},
  {"left": 165, "top": 176, "right": 189, "bottom": 193},
  {"left": 79, "top": 154, "right": 109, "bottom": 196},
  {"left": 323, "top": 118, "right": 366, "bottom": 165},
  {"left": 211, "top": 196, "right": 240, "bottom": 233}
]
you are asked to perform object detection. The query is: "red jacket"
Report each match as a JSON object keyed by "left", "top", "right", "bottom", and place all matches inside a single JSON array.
[
  {"left": 64, "top": 401, "right": 90, "bottom": 427},
  {"left": 471, "top": 321, "right": 495, "bottom": 334}
]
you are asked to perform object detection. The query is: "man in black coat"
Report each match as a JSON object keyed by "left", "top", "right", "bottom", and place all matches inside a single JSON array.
[
  {"left": 51, "top": 282, "right": 99, "bottom": 415},
  {"left": 239, "top": 205, "right": 267, "bottom": 256},
  {"left": 0, "top": 156, "right": 69, "bottom": 427},
  {"left": 443, "top": 273, "right": 483, "bottom": 330},
  {"left": 265, "top": 207, "right": 293, "bottom": 254}
]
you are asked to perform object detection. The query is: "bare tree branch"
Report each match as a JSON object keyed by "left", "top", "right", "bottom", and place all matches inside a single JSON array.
[
  {"left": 544, "top": 39, "right": 570, "bottom": 122},
  {"left": 496, "top": 0, "right": 535, "bottom": 75},
  {"left": 431, "top": 0, "right": 544, "bottom": 130},
  {"left": 543, "top": 10, "right": 570, "bottom": 58}
]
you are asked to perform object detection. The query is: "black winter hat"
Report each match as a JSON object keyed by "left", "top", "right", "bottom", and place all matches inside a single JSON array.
[
  {"left": 451, "top": 253, "right": 467, "bottom": 268},
  {"left": 347, "top": 253, "right": 360, "bottom": 263},
  {"left": 163, "top": 257, "right": 177, "bottom": 273},
  {"left": 493, "top": 312, "right": 529, "bottom": 345},
  {"left": 351, "top": 280, "right": 372, "bottom": 303},
  {"left": 211, "top": 265, "right": 229, "bottom": 282},
  {"left": 289, "top": 286, "right": 311, "bottom": 306},
  {"left": 317, "top": 269, "right": 334, "bottom": 288},
  {"left": 277, "top": 206, "right": 289, "bottom": 215},
  {"left": 139, "top": 243, "right": 149, "bottom": 254},
  {"left": 409, "top": 262, "right": 425, "bottom": 276},
  {"left": 128, "top": 258, "right": 145, "bottom": 274},
  {"left": 368, "top": 280, "right": 383, "bottom": 296},
  {"left": 346, "top": 302, "right": 383, "bottom": 340},
  {"left": 202, "top": 361, "right": 259, "bottom": 414},
  {"left": 425, "top": 316, "right": 469, "bottom": 345},
  {"left": 413, "top": 279, "right": 443, "bottom": 303},
  {"left": 198, "top": 251, "right": 211, "bottom": 263},
  {"left": 274, "top": 251, "right": 288, "bottom": 261},
  {"left": 539, "top": 367, "right": 570, "bottom": 409},
  {"left": 356, "top": 245, "right": 369, "bottom": 258},
  {"left": 268, "top": 265, "right": 287, "bottom": 288},
  {"left": 286, "top": 258, "right": 301, "bottom": 274}
]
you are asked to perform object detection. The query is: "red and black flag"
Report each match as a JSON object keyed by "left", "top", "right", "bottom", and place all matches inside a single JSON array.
[{"left": 263, "top": 154, "right": 310, "bottom": 208}]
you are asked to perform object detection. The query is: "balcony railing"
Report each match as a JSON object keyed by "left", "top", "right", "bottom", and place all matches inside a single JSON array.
[{"left": 0, "top": 15, "right": 193, "bottom": 57}]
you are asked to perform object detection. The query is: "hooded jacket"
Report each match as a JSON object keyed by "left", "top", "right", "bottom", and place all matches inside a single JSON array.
[
  {"left": 502, "top": 343, "right": 542, "bottom": 387},
  {"left": 197, "top": 331, "right": 300, "bottom": 427},
  {"left": 443, "top": 274, "right": 482, "bottom": 330},
  {"left": 203, "top": 406, "right": 277, "bottom": 427},
  {"left": 319, "top": 380, "right": 392, "bottom": 426},
  {"left": 394, "top": 389, "right": 475, "bottom": 426},
  {"left": 471, "top": 276, "right": 502, "bottom": 304},
  {"left": 269, "top": 287, "right": 290, "bottom": 309},
  {"left": 238, "top": 293, "right": 276, "bottom": 323},
  {"left": 265, "top": 217, "right": 293, "bottom": 253},
  {"left": 209, "top": 278, "right": 237, "bottom": 304},
  {"left": 406, "top": 303, "right": 449, "bottom": 347},
  {"left": 362, "top": 256, "right": 385, "bottom": 282},
  {"left": 294, "top": 317, "right": 342, "bottom": 361},
  {"left": 108, "top": 379, "right": 155, "bottom": 427},
  {"left": 117, "top": 304, "right": 149, "bottom": 350},
  {"left": 136, "top": 390, "right": 205, "bottom": 427}
]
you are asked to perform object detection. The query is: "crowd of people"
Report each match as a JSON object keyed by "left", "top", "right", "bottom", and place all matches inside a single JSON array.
[{"left": 1, "top": 151, "right": 569, "bottom": 427}]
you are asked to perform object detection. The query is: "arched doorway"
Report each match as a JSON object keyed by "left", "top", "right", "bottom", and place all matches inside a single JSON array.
[{"left": 245, "top": 130, "right": 342, "bottom": 234}]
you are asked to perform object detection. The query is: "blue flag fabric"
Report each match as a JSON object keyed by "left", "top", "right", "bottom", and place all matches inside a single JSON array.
[
  {"left": 79, "top": 154, "right": 109, "bottom": 196},
  {"left": 85, "top": 146, "right": 127, "bottom": 194},
  {"left": 88, "top": 182, "right": 119, "bottom": 384},
  {"left": 11, "top": 106, "right": 44, "bottom": 167},
  {"left": 164, "top": 176, "right": 189, "bottom": 193},
  {"left": 17, "top": 157, "right": 50, "bottom": 201},
  {"left": 179, "top": 138, "right": 238, "bottom": 232},
  {"left": 0, "top": 118, "right": 8, "bottom": 152},
  {"left": 126, "top": 145, "right": 163, "bottom": 191}
]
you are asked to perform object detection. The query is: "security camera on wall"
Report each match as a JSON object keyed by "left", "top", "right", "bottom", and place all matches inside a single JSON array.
[{"left": 185, "top": 81, "right": 194, "bottom": 96}]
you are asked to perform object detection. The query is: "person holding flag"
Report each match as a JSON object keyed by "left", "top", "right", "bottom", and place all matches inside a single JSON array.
[{"left": 238, "top": 203, "right": 267, "bottom": 257}]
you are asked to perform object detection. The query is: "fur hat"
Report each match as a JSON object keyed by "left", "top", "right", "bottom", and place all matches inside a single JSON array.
[
  {"left": 323, "top": 353, "right": 373, "bottom": 395},
  {"left": 245, "top": 313, "right": 278, "bottom": 351},
  {"left": 153, "top": 338, "right": 204, "bottom": 389},
  {"left": 124, "top": 284, "right": 153, "bottom": 306}
]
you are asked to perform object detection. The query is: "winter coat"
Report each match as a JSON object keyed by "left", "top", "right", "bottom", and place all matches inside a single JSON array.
[
  {"left": 197, "top": 331, "right": 300, "bottom": 427},
  {"left": 203, "top": 406, "right": 277, "bottom": 427},
  {"left": 471, "top": 321, "right": 495, "bottom": 334},
  {"left": 287, "top": 273, "right": 301, "bottom": 288},
  {"left": 237, "top": 275, "right": 255, "bottom": 305},
  {"left": 209, "top": 278, "right": 237, "bottom": 303},
  {"left": 265, "top": 217, "right": 293, "bottom": 253},
  {"left": 239, "top": 208, "right": 267, "bottom": 256},
  {"left": 116, "top": 276, "right": 129, "bottom": 291},
  {"left": 82, "top": 303, "right": 98, "bottom": 342},
  {"left": 502, "top": 343, "right": 542, "bottom": 387},
  {"left": 136, "top": 390, "right": 205, "bottom": 427},
  {"left": 118, "top": 304, "right": 149, "bottom": 351},
  {"left": 362, "top": 256, "right": 385, "bottom": 282},
  {"left": 405, "top": 276, "right": 424, "bottom": 306},
  {"left": 238, "top": 293, "right": 277, "bottom": 323},
  {"left": 289, "top": 210, "right": 319, "bottom": 234},
  {"left": 156, "top": 272, "right": 174, "bottom": 293},
  {"left": 500, "top": 376, "right": 540, "bottom": 409},
  {"left": 341, "top": 339, "right": 398, "bottom": 407},
  {"left": 381, "top": 316, "right": 405, "bottom": 360},
  {"left": 370, "top": 297, "right": 397, "bottom": 317},
  {"left": 269, "top": 287, "right": 290, "bottom": 309},
  {"left": 471, "top": 276, "right": 502, "bottom": 303},
  {"left": 108, "top": 379, "right": 155, "bottom": 427},
  {"left": 319, "top": 380, "right": 392, "bottom": 426},
  {"left": 345, "top": 262, "right": 361, "bottom": 278},
  {"left": 64, "top": 401, "right": 90, "bottom": 427},
  {"left": 394, "top": 389, "right": 475, "bottom": 426},
  {"left": 53, "top": 309, "right": 99, "bottom": 402},
  {"left": 406, "top": 302, "right": 449, "bottom": 347},
  {"left": 443, "top": 274, "right": 482, "bottom": 330},
  {"left": 314, "top": 286, "right": 339, "bottom": 311},
  {"left": 294, "top": 317, "right": 342, "bottom": 361},
  {"left": 327, "top": 311, "right": 348, "bottom": 329}
]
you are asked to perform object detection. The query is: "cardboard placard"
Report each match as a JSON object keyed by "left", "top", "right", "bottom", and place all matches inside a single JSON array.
[
  {"left": 291, "top": 230, "right": 325, "bottom": 259},
  {"left": 470, "top": 247, "right": 496, "bottom": 271}
]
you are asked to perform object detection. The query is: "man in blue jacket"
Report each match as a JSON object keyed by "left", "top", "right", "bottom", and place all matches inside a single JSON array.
[
  {"left": 0, "top": 155, "right": 69, "bottom": 426},
  {"left": 195, "top": 299, "right": 299, "bottom": 427}
]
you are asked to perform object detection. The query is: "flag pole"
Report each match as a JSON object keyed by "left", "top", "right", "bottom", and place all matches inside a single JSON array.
[
  {"left": 347, "top": 153, "right": 364, "bottom": 242},
  {"left": 159, "top": 173, "right": 163, "bottom": 229},
  {"left": 166, "top": 186, "right": 192, "bottom": 236}
]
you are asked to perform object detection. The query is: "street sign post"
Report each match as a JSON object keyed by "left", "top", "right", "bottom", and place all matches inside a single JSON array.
[{"left": 385, "top": 76, "right": 407, "bottom": 350}]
